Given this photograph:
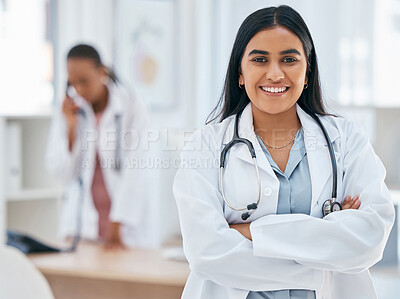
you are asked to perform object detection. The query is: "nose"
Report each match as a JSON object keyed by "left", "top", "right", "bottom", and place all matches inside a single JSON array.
[{"left": 266, "top": 62, "right": 284, "bottom": 81}]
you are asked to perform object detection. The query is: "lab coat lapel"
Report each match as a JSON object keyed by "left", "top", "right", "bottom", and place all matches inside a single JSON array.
[
  {"left": 224, "top": 104, "right": 277, "bottom": 180},
  {"left": 296, "top": 105, "right": 340, "bottom": 210}
]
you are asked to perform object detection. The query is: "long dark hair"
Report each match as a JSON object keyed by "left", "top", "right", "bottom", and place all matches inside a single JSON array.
[
  {"left": 207, "top": 5, "right": 327, "bottom": 123},
  {"left": 67, "top": 44, "right": 118, "bottom": 83}
]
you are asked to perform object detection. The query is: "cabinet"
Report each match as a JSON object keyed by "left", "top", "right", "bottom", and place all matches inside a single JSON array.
[{"left": 0, "top": 112, "right": 62, "bottom": 245}]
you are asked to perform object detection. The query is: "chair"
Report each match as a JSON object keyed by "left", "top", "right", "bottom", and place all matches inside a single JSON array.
[{"left": 0, "top": 245, "right": 54, "bottom": 299}]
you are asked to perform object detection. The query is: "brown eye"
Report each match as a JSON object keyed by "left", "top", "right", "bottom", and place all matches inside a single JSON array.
[
  {"left": 253, "top": 57, "right": 267, "bottom": 63},
  {"left": 282, "top": 57, "right": 297, "bottom": 63}
]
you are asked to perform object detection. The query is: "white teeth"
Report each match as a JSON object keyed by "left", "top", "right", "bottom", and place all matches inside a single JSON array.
[{"left": 261, "top": 86, "right": 287, "bottom": 93}]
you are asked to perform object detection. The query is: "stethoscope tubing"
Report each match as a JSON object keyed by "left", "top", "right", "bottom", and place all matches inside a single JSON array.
[
  {"left": 219, "top": 108, "right": 338, "bottom": 218},
  {"left": 69, "top": 109, "right": 121, "bottom": 251},
  {"left": 219, "top": 157, "right": 261, "bottom": 211},
  {"left": 307, "top": 113, "right": 337, "bottom": 201}
]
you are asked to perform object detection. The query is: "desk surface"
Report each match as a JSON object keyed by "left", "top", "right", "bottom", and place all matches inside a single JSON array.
[{"left": 28, "top": 243, "right": 190, "bottom": 287}]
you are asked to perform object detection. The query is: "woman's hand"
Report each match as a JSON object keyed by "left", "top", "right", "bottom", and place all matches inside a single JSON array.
[
  {"left": 342, "top": 195, "right": 361, "bottom": 210},
  {"left": 62, "top": 96, "right": 80, "bottom": 151},
  {"left": 104, "top": 222, "right": 126, "bottom": 250},
  {"left": 230, "top": 223, "right": 252, "bottom": 240}
]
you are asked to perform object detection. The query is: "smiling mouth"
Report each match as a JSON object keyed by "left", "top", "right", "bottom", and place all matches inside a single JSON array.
[{"left": 260, "top": 86, "right": 290, "bottom": 95}]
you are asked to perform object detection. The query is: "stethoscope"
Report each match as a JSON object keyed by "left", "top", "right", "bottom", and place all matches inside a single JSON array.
[
  {"left": 65, "top": 84, "right": 121, "bottom": 251},
  {"left": 219, "top": 109, "right": 341, "bottom": 221}
]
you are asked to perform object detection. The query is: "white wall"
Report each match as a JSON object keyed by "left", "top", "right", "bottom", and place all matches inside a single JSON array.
[
  {"left": 375, "top": 108, "right": 400, "bottom": 189},
  {"left": 0, "top": 118, "right": 5, "bottom": 244},
  {"left": 55, "top": 0, "right": 114, "bottom": 104},
  {"left": 149, "top": 0, "right": 198, "bottom": 243}
]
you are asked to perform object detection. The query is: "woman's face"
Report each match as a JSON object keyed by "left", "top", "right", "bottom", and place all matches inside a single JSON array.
[
  {"left": 239, "top": 25, "right": 308, "bottom": 116},
  {"left": 67, "top": 58, "right": 106, "bottom": 104}
]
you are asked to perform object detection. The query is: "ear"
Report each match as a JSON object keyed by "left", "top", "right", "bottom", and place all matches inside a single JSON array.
[
  {"left": 100, "top": 65, "right": 108, "bottom": 76},
  {"left": 239, "top": 74, "right": 244, "bottom": 86}
]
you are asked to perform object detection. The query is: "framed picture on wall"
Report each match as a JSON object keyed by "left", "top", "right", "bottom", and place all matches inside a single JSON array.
[{"left": 114, "top": 0, "right": 178, "bottom": 110}]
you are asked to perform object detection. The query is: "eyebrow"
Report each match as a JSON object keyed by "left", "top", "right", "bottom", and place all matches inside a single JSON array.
[{"left": 248, "top": 49, "right": 302, "bottom": 56}]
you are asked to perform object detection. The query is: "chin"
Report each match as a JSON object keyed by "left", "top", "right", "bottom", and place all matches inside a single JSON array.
[{"left": 253, "top": 101, "right": 295, "bottom": 116}]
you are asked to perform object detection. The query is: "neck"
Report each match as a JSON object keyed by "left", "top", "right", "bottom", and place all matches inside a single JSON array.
[
  {"left": 92, "top": 86, "right": 109, "bottom": 114},
  {"left": 252, "top": 104, "right": 301, "bottom": 145}
]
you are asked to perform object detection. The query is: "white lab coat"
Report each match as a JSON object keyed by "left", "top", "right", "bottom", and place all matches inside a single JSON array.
[
  {"left": 173, "top": 103, "right": 395, "bottom": 299},
  {"left": 46, "top": 82, "right": 157, "bottom": 248}
]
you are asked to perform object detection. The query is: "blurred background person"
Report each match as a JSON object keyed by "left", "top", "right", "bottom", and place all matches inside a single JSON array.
[{"left": 45, "top": 44, "right": 150, "bottom": 249}]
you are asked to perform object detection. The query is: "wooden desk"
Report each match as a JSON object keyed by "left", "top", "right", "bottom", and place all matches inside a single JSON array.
[{"left": 28, "top": 243, "right": 189, "bottom": 299}]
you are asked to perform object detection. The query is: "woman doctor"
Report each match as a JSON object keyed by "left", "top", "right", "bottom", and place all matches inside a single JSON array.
[
  {"left": 46, "top": 44, "right": 152, "bottom": 249},
  {"left": 173, "top": 5, "right": 395, "bottom": 299}
]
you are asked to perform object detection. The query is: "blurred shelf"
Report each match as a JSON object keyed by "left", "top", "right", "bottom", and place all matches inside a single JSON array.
[
  {"left": 6, "top": 188, "right": 62, "bottom": 202},
  {"left": 0, "top": 107, "right": 53, "bottom": 119}
]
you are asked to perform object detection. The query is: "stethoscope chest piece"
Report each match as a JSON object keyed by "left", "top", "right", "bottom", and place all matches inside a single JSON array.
[{"left": 322, "top": 199, "right": 342, "bottom": 217}]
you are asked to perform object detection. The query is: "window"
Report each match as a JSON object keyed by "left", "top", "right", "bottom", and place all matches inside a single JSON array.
[{"left": 0, "top": 0, "right": 54, "bottom": 113}]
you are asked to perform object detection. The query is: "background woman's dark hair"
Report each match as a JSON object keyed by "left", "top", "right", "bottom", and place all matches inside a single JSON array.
[
  {"left": 67, "top": 44, "right": 118, "bottom": 83},
  {"left": 207, "top": 5, "right": 326, "bottom": 123}
]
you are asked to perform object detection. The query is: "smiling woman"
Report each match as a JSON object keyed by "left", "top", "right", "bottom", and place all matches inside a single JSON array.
[
  {"left": 239, "top": 27, "right": 308, "bottom": 116},
  {"left": 174, "top": 5, "right": 394, "bottom": 299},
  {"left": 238, "top": 26, "right": 309, "bottom": 171}
]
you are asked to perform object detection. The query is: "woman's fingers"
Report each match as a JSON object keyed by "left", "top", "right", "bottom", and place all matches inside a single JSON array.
[
  {"left": 342, "top": 195, "right": 360, "bottom": 210},
  {"left": 62, "top": 97, "right": 80, "bottom": 126},
  {"left": 350, "top": 196, "right": 361, "bottom": 209},
  {"left": 63, "top": 97, "right": 79, "bottom": 112},
  {"left": 342, "top": 195, "right": 352, "bottom": 209}
]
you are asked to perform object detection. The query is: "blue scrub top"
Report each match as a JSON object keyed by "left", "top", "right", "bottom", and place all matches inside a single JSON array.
[{"left": 247, "top": 128, "right": 316, "bottom": 299}]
